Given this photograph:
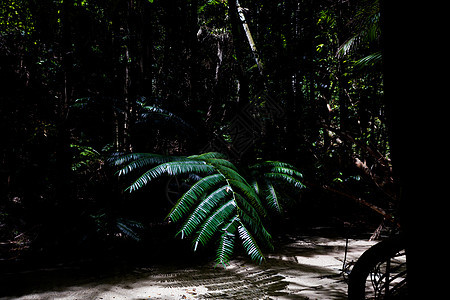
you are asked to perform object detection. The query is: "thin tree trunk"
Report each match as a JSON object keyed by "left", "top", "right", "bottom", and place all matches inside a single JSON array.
[
  {"left": 228, "top": 0, "right": 249, "bottom": 107},
  {"left": 236, "top": 0, "right": 263, "bottom": 76},
  {"left": 55, "top": 0, "right": 74, "bottom": 206}
]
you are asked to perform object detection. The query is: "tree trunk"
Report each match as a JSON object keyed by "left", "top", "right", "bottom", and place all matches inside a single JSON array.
[
  {"left": 55, "top": 0, "right": 74, "bottom": 206},
  {"left": 236, "top": 0, "right": 263, "bottom": 76},
  {"left": 381, "top": 0, "right": 440, "bottom": 297},
  {"left": 228, "top": 0, "right": 249, "bottom": 108}
]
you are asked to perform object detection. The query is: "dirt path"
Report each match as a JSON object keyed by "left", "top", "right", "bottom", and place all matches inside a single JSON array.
[{"left": 0, "top": 235, "right": 376, "bottom": 300}]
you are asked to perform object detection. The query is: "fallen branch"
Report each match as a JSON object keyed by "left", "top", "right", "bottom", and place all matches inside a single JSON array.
[
  {"left": 321, "top": 123, "right": 392, "bottom": 170},
  {"left": 321, "top": 184, "right": 400, "bottom": 228}
]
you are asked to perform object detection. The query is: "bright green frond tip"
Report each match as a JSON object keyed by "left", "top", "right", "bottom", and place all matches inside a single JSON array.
[{"left": 110, "top": 152, "right": 305, "bottom": 266}]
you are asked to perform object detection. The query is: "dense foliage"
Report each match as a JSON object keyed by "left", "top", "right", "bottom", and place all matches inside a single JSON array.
[
  {"left": 112, "top": 151, "right": 304, "bottom": 265},
  {"left": 1, "top": 0, "right": 394, "bottom": 264}
]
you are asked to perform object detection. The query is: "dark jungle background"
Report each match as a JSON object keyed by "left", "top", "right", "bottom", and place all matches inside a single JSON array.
[{"left": 0, "top": 1, "right": 436, "bottom": 294}]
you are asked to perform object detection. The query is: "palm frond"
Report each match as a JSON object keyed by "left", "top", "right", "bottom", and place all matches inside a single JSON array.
[
  {"left": 337, "top": 35, "right": 360, "bottom": 58},
  {"left": 216, "top": 216, "right": 239, "bottom": 267},
  {"left": 354, "top": 51, "right": 382, "bottom": 69},
  {"left": 251, "top": 161, "right": 303, "bottom": 179},
  {"left": 116, "top": 154, "right": 188, "bottom": 176},
  {"left": 178, "top": 185, "right": 232, "bottom": 238},
  {"left": 228, "top": 179, "right": 266, "bottom": 217},
  {"left": 336, "top": 2, "right": 380, "bottom": 60},
  {"left": 262, "top": 182, "right": 282, "bottom": 214},
  {"left": 116, "top": 218, "right": 144, "bottom": 241},
  {"left": 189, "top": 152, "right": 228, "bottom": 160},
  {"left": 263, "top": 173, "right": 306, "bottom": 189},
  {"left": 238, "top": 224, "right": 265, "bottom": 264},
  {"left": 112, "top": 152, "right": 305, "bottom": 266},
  {"left": 251, "top": 161, "right": 305, "bottom": 215},
  {"left": 168, "top": 173, "right": 226, "bottom": 222},
  {"left": 193, "top": 200, "right": 236, "bottom": 251},
  {"left": 138, "top": 105, "right": 196, "bottom": 133},
  {"left": 127, "top": 161, "right": 215, "bottom": 192},
  {"left": 237, "top": 202, "right": 273, "bottom": 251},
  {"left": 202, "top": 158, "right": 240, "bottom": 171}
]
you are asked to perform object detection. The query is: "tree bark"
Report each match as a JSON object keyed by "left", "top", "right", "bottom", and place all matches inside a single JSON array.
[
  {"left": 228, "top": 0, "right": 249, "bottom": 107},
  {"left": 236, "top": 0, "right": 263, "bottom": 76}
]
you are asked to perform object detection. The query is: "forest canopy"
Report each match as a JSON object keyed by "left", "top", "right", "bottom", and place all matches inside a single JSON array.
[{"left": 0, "top": 0, "right": 393, "bottom": 263}]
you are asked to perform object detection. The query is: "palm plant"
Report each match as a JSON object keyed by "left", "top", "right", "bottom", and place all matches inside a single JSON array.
[
  {"left": 337, "top": 0, "right": 381, "bottom": 68},
  {"left": 110, "top": 152, "right": 305, "bottom": 267}
]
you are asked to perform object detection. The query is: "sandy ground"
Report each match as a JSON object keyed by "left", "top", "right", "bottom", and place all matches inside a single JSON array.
[{"left": 0, "top": 235, "right": 377, "bottom": 300}]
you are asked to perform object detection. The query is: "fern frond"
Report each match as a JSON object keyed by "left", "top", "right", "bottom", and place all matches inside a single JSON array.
[{"left": 168, "top": 173, "right": 226, "bottom": 222}]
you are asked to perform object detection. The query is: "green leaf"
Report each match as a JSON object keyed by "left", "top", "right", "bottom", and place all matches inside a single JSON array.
[
  {"left": 250, "top": 161, "right": 303, "bottom": 179},
  {"left": 216, "top": 216, "right": 239, "bottom": 268},
  {"left": 178, "top": 185, "right": 232, "bottom": 238},
  {"left": 354, "top": 51, "right": 382, "bottom": 69},
  {"left": 116, "top": 154, "right": 188, "bottom": 176},
  {"left": 109, "top": 152, "right": 182, "bottom": 168},
  {"left": 189, "top": 152, "right": 228, "bottom": 160},
  {"left": 168, "top": 173, "right": 226, "bottom": 222},
  {"left": 262, "top": 182, "right": 282, "bottom": 214},
  {"left": 127, "top": 161, "right": 215, "bottom": 192},
  {"left": 263, "top": 173, "right": 306, "bottom": 189},
  {"left": 238, "top": 224, "right": 265, "bottom": 264},
  {"left": 229, "top": 179, "right": 267, "bottom": 217},
  {"left": 113, "top": 152, "right": 305, "bottom": 266},
  {"left": 237, "top": 203, "right": 273, "bottom": 251},
  {"left": 194, "top": 200, "right": 236, "bottom": 251}
]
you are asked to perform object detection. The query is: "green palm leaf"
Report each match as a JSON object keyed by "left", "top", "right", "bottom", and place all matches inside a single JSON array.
[
  {"left": 178, "top": 185, "right": 231, "bottom": 239},
  {"left": 111, "top": 151, "right": 305, "bottom": 266},
  {"left": 216, "top": 216, "right": 239, "bottom": 267},
  {"left": 237, "top": 203, "right": 273, "bottom": 251},
  {"left": 354, "top": 51, "right": 382, "bottom": 69},
  {"left": 250, "top": 161, "right": 303, "bottom": 179},
  {"left": 262, "top": 182, "right": 281, "bottom": 214},
  {"left": 168, "top": 173, "right": 226, "bottom": 222},
  {"left": 263, "top": 173, "right": 306, "bottom": 189},
  {"left": 228, "top": 179, "right": 266, "bottom": 217},
  {"left": 193, "top": 199, "right": 236, "bottom": 251},
  {"left": 117, "top": 154, "right": 188, "bottom": 176},
  {"left": 250, "top": 161, "right": 305, "bottom": 215},
  {"left": 189, "top": 152, "right": 229, "bottom": 160},
  {"left": 238, "top": 224, "right": 265, "bottom": 264},
  {"left": 127, "top": 161, "right": 215, "bottom": 192}
]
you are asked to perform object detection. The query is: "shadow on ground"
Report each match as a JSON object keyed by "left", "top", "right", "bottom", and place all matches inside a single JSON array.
[{"left": 0, "top": 231, "right": 376, "bottom": 300}]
